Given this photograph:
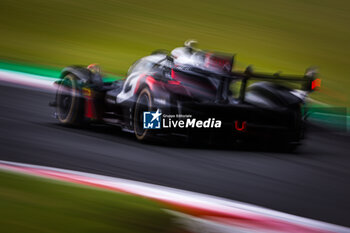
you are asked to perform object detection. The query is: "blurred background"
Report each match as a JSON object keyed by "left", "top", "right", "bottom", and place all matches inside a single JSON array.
[{"left": 1, "top": 0, "right": 350, "bottom": 106}]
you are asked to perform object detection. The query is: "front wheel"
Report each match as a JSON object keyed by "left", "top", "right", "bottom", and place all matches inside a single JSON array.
[
  {"left": 133, "top": 88, "right": 153, "bottom": 141},
  {"left": 56, "top": 74, "right": 84, "bottom": 125}
]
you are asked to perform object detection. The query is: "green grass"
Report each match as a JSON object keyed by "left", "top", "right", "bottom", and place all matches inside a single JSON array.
[
  {"left": 0, "top": 60, "right": 123, "bottom": 82},
  {"left": 0, "top": 170, "right": 174, "bottom": 233},
  {"left": 0, "top": 0, "right": 350, "bottom": 106}
]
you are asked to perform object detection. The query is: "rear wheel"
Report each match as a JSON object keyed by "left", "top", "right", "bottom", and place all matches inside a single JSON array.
[
  {"left": 133, "top": 88, "right": 153, "bottom": 141},
  {"left": 56, "top": 74, "right": 84, "bottom": 125}
]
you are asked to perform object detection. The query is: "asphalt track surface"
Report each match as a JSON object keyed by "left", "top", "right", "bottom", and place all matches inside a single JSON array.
[{"left": 0, "top": 83, "right": 349, "bottom": 227}]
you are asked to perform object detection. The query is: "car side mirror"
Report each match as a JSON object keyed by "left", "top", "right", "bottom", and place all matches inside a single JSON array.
[{"left": 166, "top": 55, "right": 174, "bottom": 63}]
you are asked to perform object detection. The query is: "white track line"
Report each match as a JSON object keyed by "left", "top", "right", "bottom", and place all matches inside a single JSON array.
[
  {"left": 0, "top": 69, "right": 57, "bottom": 91},
  {"left": 0, "top": 160, "right": 348, "bottom": 233}
]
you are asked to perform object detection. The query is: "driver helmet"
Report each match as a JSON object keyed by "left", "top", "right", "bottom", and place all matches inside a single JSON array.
[
  {"left": 171, "top": 39, "right": 198, "bottom": 65},
  {"left": 87, "top": 63, "right": 101, "bottom": 74}
]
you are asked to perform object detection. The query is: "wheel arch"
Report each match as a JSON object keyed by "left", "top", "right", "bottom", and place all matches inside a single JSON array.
[
  {"left": 246, "top": 81, "right": 303, "bottom": 109},
  {"left": 59, "top": 66, "right": 91, "bottom": 83}
]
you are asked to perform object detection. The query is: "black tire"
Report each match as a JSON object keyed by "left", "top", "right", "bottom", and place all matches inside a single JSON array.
[
  {"left": 56, "top": 74, "right": 84, "bottom": 125},
  {"left": 133, "top": 88, "right": 153, "bottom": 141}
]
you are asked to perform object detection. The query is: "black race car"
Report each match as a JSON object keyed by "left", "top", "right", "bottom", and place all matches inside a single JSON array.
[{"left": 50, "top": 41, "right": 320, "bottom": 149}]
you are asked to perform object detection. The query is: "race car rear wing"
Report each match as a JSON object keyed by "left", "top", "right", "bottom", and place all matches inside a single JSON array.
[
  {"left": 172, "top": 64, "right": 320, "bottom": 103},
  {"left": 233, "top": 66, "right": 320, "bottom": 102}
]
